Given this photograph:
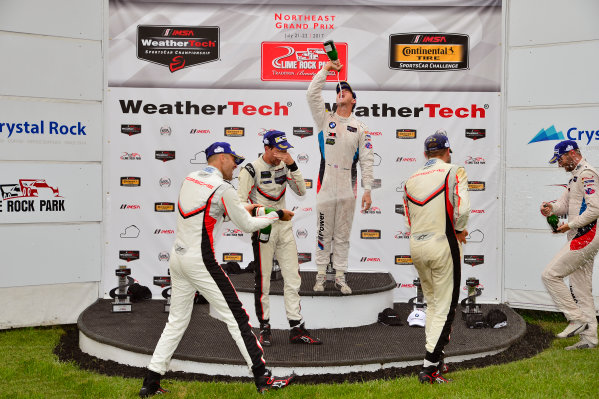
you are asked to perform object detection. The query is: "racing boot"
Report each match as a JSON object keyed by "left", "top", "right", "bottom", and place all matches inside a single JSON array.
[
  {"left": 259, "top": 322, "right": 272, "bottom": 347},
  {"left": 418, "top": 365, "right": 451, "bottom": 384},
  {"left": 334, "top": 273, "right": 352, "bottom": 295},
  {"left": 289, "top": 323, "right": 322, "bottom": 345},
  {"left": 565, "top": 337, "right": 597, "bottom": 350},
  {"left": 313, "top": 273, "right": 326, "bottom": 292},
  {"left": 557, "top": 321, "right": 588, "bottom": 338},
  {"left": 255, "top": 369, "right": 295, "bottom": 393},
  {"left": 139, "top": 370, "right": 168, "bottom": 397}
]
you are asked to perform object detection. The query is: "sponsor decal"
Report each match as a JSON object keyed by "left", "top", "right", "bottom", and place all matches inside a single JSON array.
[
  {"left": 154, "top": 202, "right": 175, "bottom": 212},
  {"left": 464, "top": 254, "right": 485, "bottom": 266},
  {"left": 528, "top": 125, "right": 564, "bottom": 144},
  {"left": 395, "top": 204, "right": 405, "bottom": 215},
  {"left": 291, "top": 206, "right": 313, "bottom": 212},
  {"left": 465, "top": 128, "right": 486, "bottom": 140},
  {"left": 224, "top": 127, "right": 245, "bottom": 137},
  {"left": 362, "top": 178, "right": 382, "bottom": 189},
  {"left": 274, "top": 13, "right": 336, "bottom": 30},
  {"left": 396, "top": 129, "right": 417, "bottom": 139},
  {"left": 155, "top": 150, "right": 176, "bottom": 162},
  {"left": 121, "top": 124, "right": 141, "bottom": 136},
  {"left": 396, "top": 156, "right": 417, "bottom": 163},
  {"left": 394, "top": 231, "right": 410, "bottom": 239},
  {"left": 261, "top": 41, "right": 348, "bottom": 81},
  {"left": 369, "top": 131, "right": 383, "bottom": 136},
  {"left": 119, "top": 250, "right": 140, "bottom": 262},
  {"left": 158, "top": 251, "right": 170, "bottom": 261},
  {"left": 190, "top": 128, "right": 211, "bottom": 134},
  {"left": 297, "top": 252, "right": 312, "bottom": 264},
  {"left": 159, "top": 177, "right": 171, "bottom": 188},
  {"left": 293, "top": 126, "right": 313, "bottom": 138},
  {"left": 360, "top": 229, "right": 381, "bottom": 239},
  {"left": 120, "top": 176, "right": 141, "bottom": 187},
  {"left": 154, "top": 228, "right": 175, "bottom": 235},
  {"left": 360, "top": 257, "right": 381, "bottom": 262},
  {"left": 297, "top": 153, "right": 309, "bottom": 163},
  {"left": 465, "top": 156, "right": 486, "bottom": 165},
  {"left": 296, "top": 228, "right": 308, "bottom": 239},
  {"left": 466, "top": 229, "right": 484, "bottom": 243},
  {"left": 137, "top": 25, "right": 219, "bottom": 72},
  {"left": 120, "top": 225, "right": 140, "bottom": 238},
  {"left": 120, "top": 203, "right": 140, "bottom": 210},
  {"left": 362, "top": 206, "right": 382, "bottom": 215},
  {"left": 120, "top": 152, "right": 141, "bottom": 160},
  {"left": 0, "top": 120, "right": 87, "bottom": 139},
  {"left": 305, "top": 178, "right": 313, "bottom": 189},
  {"left": 468, "top": 181, "right": 486, "bottom": 191},
  {"left": 530, "top": 125, "right": 599, "bottom": 146},
  {"left": 0, "top": 178, "right": 65, "bottom": 213},
  {"left": 160, "top": 126, "right": 172, "bottom": 136},
  {"left": 586, "top": 187, "right": 596, "bottom": 195},
  {"left": 394, "top": 255, "right": 413, "bottom": 265},
  {"left": 223, "top": 228, "right": 243, "bottom": 237},
  {"left": 397, "top": 282, "right": 416, "bottom": 289},
  {"left": 119, "top": 100, "right": 289, "bottom": 116},
  {"left": 471, "top": 209, "right": 485, "bottom": 214},
  {"left": 223, "top": 252, "right": 243, "bottom": 262},
  {"left": 389, "top": 33, "right": 469, "bottom": 71}
]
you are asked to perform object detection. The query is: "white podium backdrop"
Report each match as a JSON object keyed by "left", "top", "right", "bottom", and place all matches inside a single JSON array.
[{"left": 103, "top": 1, "right": 502, "bottom": 303}]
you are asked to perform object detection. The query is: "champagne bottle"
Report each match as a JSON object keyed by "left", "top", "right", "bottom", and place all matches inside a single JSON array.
[
  {"left": 323, "top": 40, "right": 338, "bottom": 61},
  {"left": 257, "top": 207, "right": 276, "bottom": 243},
  {"left": 547, "top": 214, "right": 559, "bottom": 232}
]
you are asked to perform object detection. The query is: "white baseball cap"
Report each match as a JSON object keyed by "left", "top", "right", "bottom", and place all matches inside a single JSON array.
[{"left": 408, "top": 309, "right": 426, "bottom": 327}]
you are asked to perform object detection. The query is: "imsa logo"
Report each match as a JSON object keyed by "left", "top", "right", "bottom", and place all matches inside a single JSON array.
[
  {"left": 120, "top": 177, "right": 141, "bottom": 187},
  {"left": 360, "top": 257, "right": 381, "bottom": 262},
  {"left": 224, "top": 127, "right": 245, "bottom": 137},
  {"left": 360, "top": 229, "right": 381, "bottom": 239},
  {"left": 155, "top": 202, "right": 175, "bottom": 212},
  {"left": 395, "top": 255, "right": 413, "bottom": 265},
  {"left": 223, "top": 252, "right": 243, "bottom": 262},
  {"left": 389, "top": 33, "right": 469, "bottom": 71},
  {"left": 464, "top": 254, "right": 484, "bottom": 266},
  {"left": 396, "top": 129, "right": 417, "bottom": 139},
  {"left": 468, "top": 181, "right": 486, "bottom": 191}
]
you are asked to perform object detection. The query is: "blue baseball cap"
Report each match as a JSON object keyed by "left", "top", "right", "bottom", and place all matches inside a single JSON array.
[
  {"left": 263, "top": 130, "right": 293, "bottom": 150},
  {"left": 205, "top": 142, "right": 245, "bottom": 165},
  {"left": 424, "top": 131, "right": 452, "bottom": 152},
  {"left": 549, "top": 140, "right": 579, "bottom": 164},
  {"left": 335, "top": 81, "right": 356, "bottom": 99}
]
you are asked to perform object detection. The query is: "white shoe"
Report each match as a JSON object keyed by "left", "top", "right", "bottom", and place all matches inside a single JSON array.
[
  {"left": 565, "top": 338, "right": 597, "bottom": 350},
  {"left": 556, "top": 321, "right": 588, "bottom": 338},
  {"left": 313, "top": 273, "right": 326, "bottom": 292},
  {"left": 334, "top": 275, "right": 352, "bottom": 295}
]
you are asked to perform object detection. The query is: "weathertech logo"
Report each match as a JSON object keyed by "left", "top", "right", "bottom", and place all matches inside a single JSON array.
[
  {"left": 395, "top": 204, "right": 405, "bottom": 215},
  {"left": 121, "top": 124, "right": 142, "bottom": 136},
  {"left": 293, "top": 126, "right": 313, "bottom": 138},
  {"left": 360, "top": 257, "right": 381, "bottom": 262},
  {"left": 261, "top": 42, "right": 348, "bottom": 81},
  {"left": 468, "top": 181, "right": 486, "bottom": 191},
  {"left": 155, "top": 202, "right": 175, "bottom": 212},
  {"left": 389, "top": 33, "right": 469, "bottom": 71},
  {"left": 154, "top": 229, "right": 175, "bottom": 234},
  {"left": 464, "top": 254, "right": 485, "bottom": 266},
  {"left": 223, "top": 253, "right": 243, "bottom": 262},
  {"left": 396, "top": 129, "right": 417, "bottom": 139},
  {"left": 137, "top": 25, "right": 219, "bottom": 73},
  {"left": 395, "top": 255, "right": 413, "bottom": 265},
  {"left": 120, "top": 204, "right": 140, "bottom": 210},
  {"left": 298, "top": 252, "right": 312, "bottom": 264},
  {"left": 120, "top": 177, "right": 141, "bottom": 187},
  {"left": 466, "top": 129, "right": 486, "bottom": 140},
  {"left": 155, "top": 151, "right": 176, "bottom": 162},
  {"left": 224, "top": 127, "right": 244, "bottom": 137},
  {"left": 119, "top": 250, "right": 140, "bottom": 262},
  {"left": 360, "top": 229, "right": 381, "bottom": 239}
]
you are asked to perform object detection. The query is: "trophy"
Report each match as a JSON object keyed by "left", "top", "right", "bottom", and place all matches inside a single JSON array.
[
  {"left": 153, "top": 271, "right": 171, "bottom": 312},
  {"left": 271, "top": 257, "right": 282, "bottom": 281},
  {"left": 461, "top": 277, "right": 484, "bottom": 327},
  {"left": 110, "top": 265, "right": 133, "bottom": 312},
  {"left": 326, "top": 253, "right": 335, "bottom": 282},
  {"left": 408, "top": 278, "right": 427, "bottom": 310}
]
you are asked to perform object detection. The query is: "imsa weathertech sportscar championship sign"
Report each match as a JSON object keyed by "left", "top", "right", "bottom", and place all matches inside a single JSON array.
[{"left": 137, "top": 25, "right": 219, "bottom": 72}]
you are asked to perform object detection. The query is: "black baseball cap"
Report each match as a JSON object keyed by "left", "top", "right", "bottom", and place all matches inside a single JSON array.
[{"left": 336, "top": 81, "right": 356, "bottom": 99}]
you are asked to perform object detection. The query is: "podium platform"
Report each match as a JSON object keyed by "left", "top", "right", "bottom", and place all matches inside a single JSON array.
[{"left": 78, "top": 271, "right": 526, "bottom": 378}]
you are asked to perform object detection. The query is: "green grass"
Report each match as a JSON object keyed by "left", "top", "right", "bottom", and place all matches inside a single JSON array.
[{"left": 0, "top": 313, "right": 597, "bottom": 399}]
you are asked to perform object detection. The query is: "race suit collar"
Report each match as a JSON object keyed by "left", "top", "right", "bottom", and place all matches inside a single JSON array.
[{"left": 203, "top": 165, "right": 222, "bottom": 178}]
